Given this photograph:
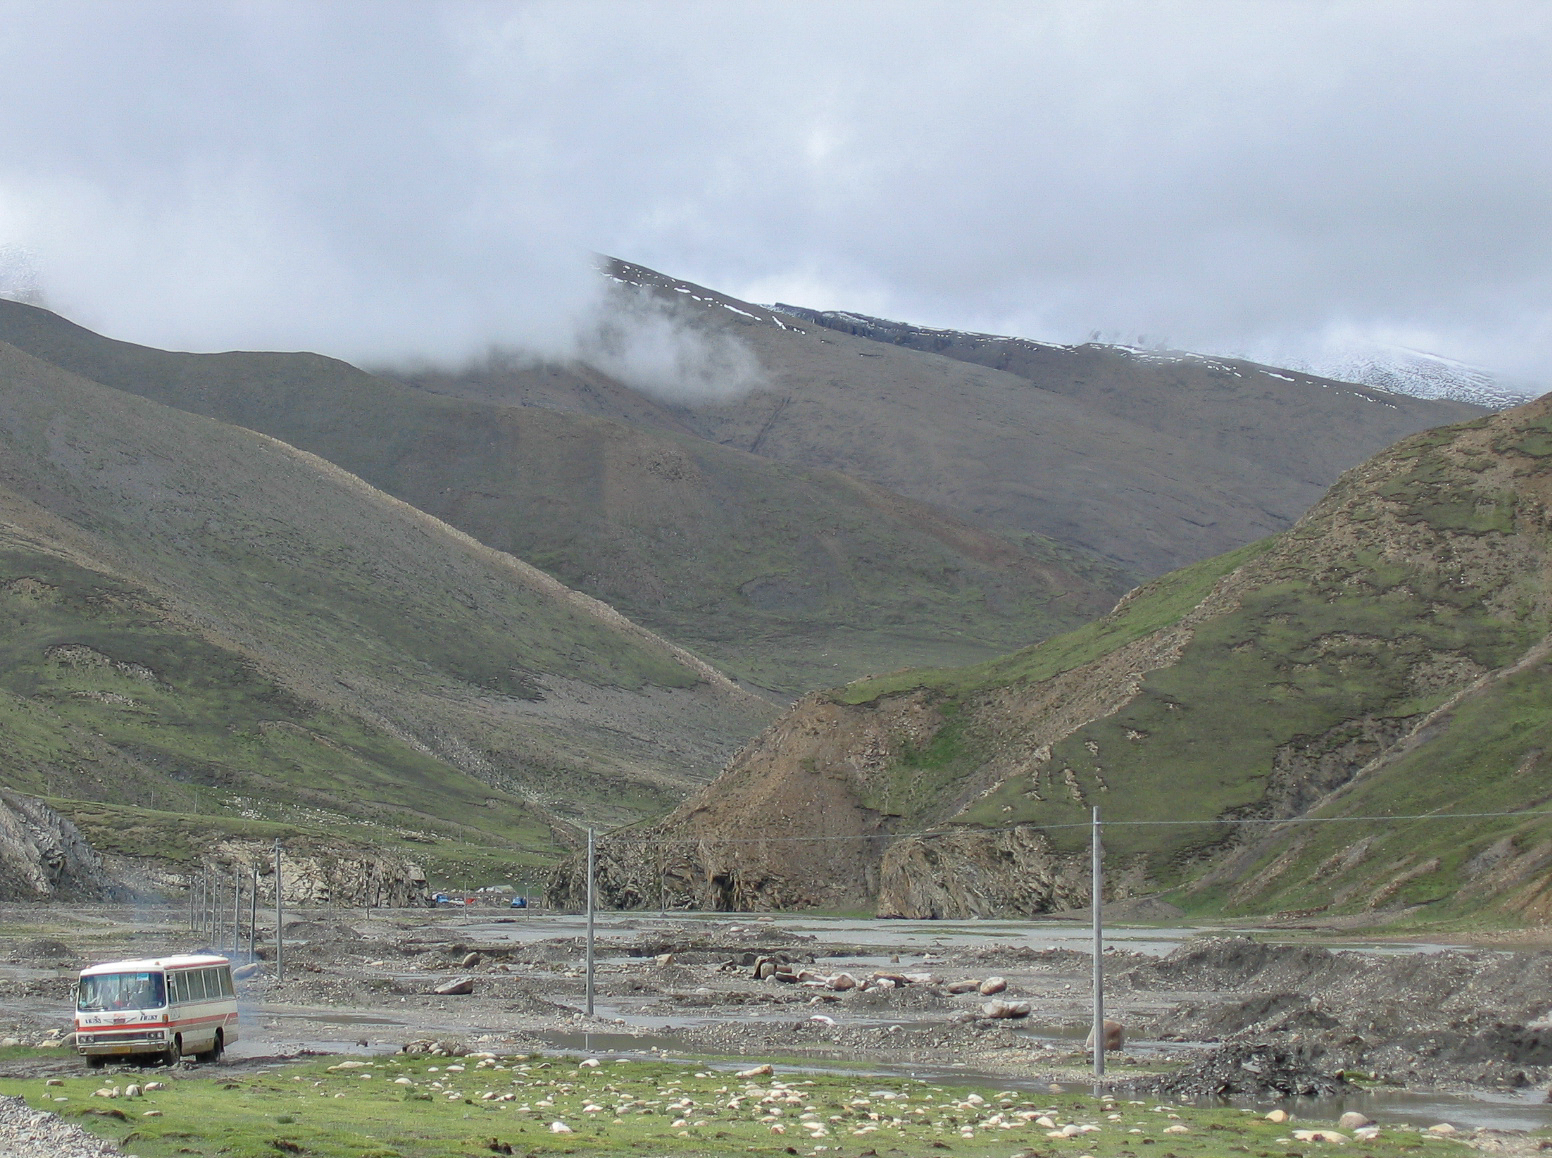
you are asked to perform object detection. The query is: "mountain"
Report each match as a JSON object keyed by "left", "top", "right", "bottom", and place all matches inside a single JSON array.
[
  {"left": 410, "top": 260, "right": 1485, "bottom": 579},
  {"left": 0, "top": 299, "right": 1127, "bottom": 696},
  {"left": 1303, "top": 345, "right": 1532, "bottom": 411},
  {"left": 0, "top": 339, "right": 783, "bottom": 888},
  {"left": 567, "top": 392, "right": 1552, "bottom": 924},
  {"left": 778, "top": 307, "right": 1533, "bottom": 413}
]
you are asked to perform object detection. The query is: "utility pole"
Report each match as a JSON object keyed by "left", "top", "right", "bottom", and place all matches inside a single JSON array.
[
  {"left": 232, "top": 873, "right": 240, "bottom": 957},
  {"left": 249, "top": 862, "right": 259, "bottom": 961},
  {"left": 187, "top": 871, "right": 195, "bottom": 933},
  {"left": 1092, "top": 805, "right": 1105, "bottom": 1078},
  {"left": 585, "top": 828, "right": 596, "bottom": 1018},
  {"left": 273, "top": 839, "right": 284, "bottom": 983}
]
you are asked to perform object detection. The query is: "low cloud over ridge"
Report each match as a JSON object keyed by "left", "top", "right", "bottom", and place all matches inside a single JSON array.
[{"left": 0, "top": 3, "right": 1547, "bottom": 384}]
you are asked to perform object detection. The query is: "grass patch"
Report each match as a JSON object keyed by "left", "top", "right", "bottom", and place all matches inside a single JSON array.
[
  {"left": 2, "top": 1052, "right": 1442, "bottom": 1157},
  {"left": 837, "top": 539, "right": 1271, "bottom": 705}
]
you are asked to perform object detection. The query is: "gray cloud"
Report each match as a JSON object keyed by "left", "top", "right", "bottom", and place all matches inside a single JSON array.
[
  {"left": 578, "top": 286, "right": 766, "bottom": 404},
  {"left": 0, "top": 2, "right": 1548, "bottom": 384}
]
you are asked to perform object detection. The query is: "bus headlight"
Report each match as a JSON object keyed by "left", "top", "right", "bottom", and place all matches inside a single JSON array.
[{"left": 147, "top": 1031, "right": 165, "bottom": 1041}]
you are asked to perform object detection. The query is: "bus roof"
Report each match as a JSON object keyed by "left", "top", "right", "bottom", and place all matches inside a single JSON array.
[{"left": 79, "top": 954, "right": 230, "bottom": 977}]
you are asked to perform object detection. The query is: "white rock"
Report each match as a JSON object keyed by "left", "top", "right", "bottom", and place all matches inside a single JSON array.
[{"left": 1293, "top": 1128, "right": 1349, "bottom": 1144}]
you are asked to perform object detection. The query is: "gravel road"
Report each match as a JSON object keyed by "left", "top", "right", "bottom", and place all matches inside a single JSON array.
[{"left": 0, "top": 1094, "right": 122, "bottom": 1157}]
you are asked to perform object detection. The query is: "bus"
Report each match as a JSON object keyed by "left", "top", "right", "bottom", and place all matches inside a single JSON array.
[{"left": 75, "top": 954, "right": 240, "bottom": 1066}]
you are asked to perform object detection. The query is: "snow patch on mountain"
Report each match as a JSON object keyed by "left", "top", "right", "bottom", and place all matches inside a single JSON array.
[{"left": 1294, "top": 346, "right": 1534, "bottom": 411}]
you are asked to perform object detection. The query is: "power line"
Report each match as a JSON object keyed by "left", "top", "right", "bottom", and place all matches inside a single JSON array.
[{"left": 585, "top": 806, "right": 1552, "bottom": 846}]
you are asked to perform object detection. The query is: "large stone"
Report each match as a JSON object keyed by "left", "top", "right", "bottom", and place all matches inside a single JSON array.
[
  {"left": 1337, "top": 1112, "right": 1373, "bottom": 1131},
  {"left": 1083, "top": 1019, "right": 1125, "bottom": 1052},
  {"left": 978, "top": 976, "right": 1008, "bottom": 995},
  {"left": 433, "top": 976, "right": 476, "bottom": 996},
  {"left": 981, "top": 1000, "right": 1031, "bottom": 1019}
]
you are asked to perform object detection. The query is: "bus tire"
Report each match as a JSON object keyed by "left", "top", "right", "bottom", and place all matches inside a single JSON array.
[
  {"left": 197, "top": 1030, "right": 223, "bottom": 1064},
  {"left": 162, "top": 1037, "right": 181, "bottom": 1066}
]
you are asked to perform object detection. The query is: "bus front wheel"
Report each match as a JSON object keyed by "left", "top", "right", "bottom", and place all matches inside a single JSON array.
[
  {"left": 162, "top": 1037, "right": 181, "bottom": 1066},
  {"left": 196, "top": 1030, "right": 223, "bottom": 1064}
]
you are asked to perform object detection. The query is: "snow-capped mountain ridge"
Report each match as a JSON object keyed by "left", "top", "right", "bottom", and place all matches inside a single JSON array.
[{"left": 771, "top": 303, "right": 1530, "bottom": 411}]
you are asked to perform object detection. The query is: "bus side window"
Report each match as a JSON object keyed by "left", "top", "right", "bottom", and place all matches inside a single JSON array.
[
  {"left": 196, "top": 969, "right": 212, "bottom": 1000},
  {"left": 219, "top": 967, "right": 235, "bottom": 997},
  {"left": 167, "top": 972, "right": 182, "bottom": 1004}
]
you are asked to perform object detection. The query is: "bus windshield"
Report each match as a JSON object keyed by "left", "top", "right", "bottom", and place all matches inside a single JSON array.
[{"left": 77, "top": 971, "right": 166, "bottom": 1012}]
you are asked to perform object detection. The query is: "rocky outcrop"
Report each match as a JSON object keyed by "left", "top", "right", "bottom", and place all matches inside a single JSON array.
[
  {"left": 876, "top": 826, "right": 1091, "bottom": 918},
  {"left": 0, "top": 793, "right": 125, "bottom": 901},
  {"left": 124, "top": 837, "right": 431, "bottom": 908}
]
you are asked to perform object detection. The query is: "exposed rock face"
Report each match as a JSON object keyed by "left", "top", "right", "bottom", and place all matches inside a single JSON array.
[
  {"left": 0, "top": 792, "right": 123, "bottom": 901},
  {"left": 97, "top": 834, "right": 429, "bottom": 908},
  {"left": 876, "top": 826, "right": 1090, "bottom": 918},
  {"left": 549, "top": 691, "right": 939, "bottom": 912}
]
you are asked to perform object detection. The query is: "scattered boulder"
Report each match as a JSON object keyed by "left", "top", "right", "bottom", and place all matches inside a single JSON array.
[
  {"left": 231, "top": 962, "right": 262, "bottom": 980},
  {"left": 736, "top": 1064, "right": 774, "bottom": 1078},
  {"left": 433, "top": 976, "right": 476, "bottom": 996},
  {"left": 1083, "top": 1019, "right": 1125, "bottom": 1052},
  {"left": 654, "top": 953, "right": 675, "bottom": 967},
  {"left": 945, "top": 980, "right": 981, "bottom": 994},
  {"left": 978, "top": 976, "right": 1007, "bottom": 996},
  {"left": 1336, "top": 1112, "right": 1373, "bottom": 1131},
  {"left": 1265, "top": 1109, "right": 1290, "bottom": 1123},
  {"left": 401, "top": 1038, "right": 467, "bottom": 1056},
  {"left": 1293, "top": 1129, "right": 1348, "bottom": 1144},
  {"left": 980, "top": 1000, "right": 1031, "bottom": 1019},
  {"left": 827, "top": 973, "right": 857, "bottom": 991},
  {"left": 460, "top": 952, "right": 482, "bottom": 968}
]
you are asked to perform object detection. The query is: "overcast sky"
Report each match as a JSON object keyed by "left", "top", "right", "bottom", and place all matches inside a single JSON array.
[{"left": 0, "top": 1, "right": 1548, "bottom": 383}]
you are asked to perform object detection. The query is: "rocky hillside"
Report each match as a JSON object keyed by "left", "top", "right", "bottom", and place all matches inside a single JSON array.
[
  {"left": 0, "top": 298, "right": 1124, "bottom": 695},
  {"left": 0, "top": 792, "right": 121, "bottom": 901},
  {"left": 0, "top": 339, "right": 783, "bottom": 885},
  {"left": 567, "top": 392, "right": 1552, "bottom": 921}
]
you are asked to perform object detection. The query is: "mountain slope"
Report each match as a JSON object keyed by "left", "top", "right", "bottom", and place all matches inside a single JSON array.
[
  {"left": 568, "top": 393, "right": 1552, "bottom": 922},
  {"left": 0, "top": 340, "right": 771, "bottom": 861},
  {"left": 0, "top": 299, "right": 1125, "bottom": 694},
  {"left": 410, "top": 260, "right": 1484, "bottom": 578},
  {"left": 779, "top": 305, "right": 1527, "bottom": 414}
]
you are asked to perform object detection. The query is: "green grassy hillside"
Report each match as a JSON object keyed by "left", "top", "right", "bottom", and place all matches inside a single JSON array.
[
  {"left": 0, "top": 299, "right": 1126, "bottom": 695},
  {"left": 0, "top": 340, "right": 775, "bottom": 880},
  {"left": 600, "top": 394, "right": 1552, "bottom": 921}
]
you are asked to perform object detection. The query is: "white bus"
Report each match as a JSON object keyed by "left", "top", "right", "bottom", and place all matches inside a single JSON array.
[{"left": 75, "top": 954, "right": 239, "bottom": 1066}]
